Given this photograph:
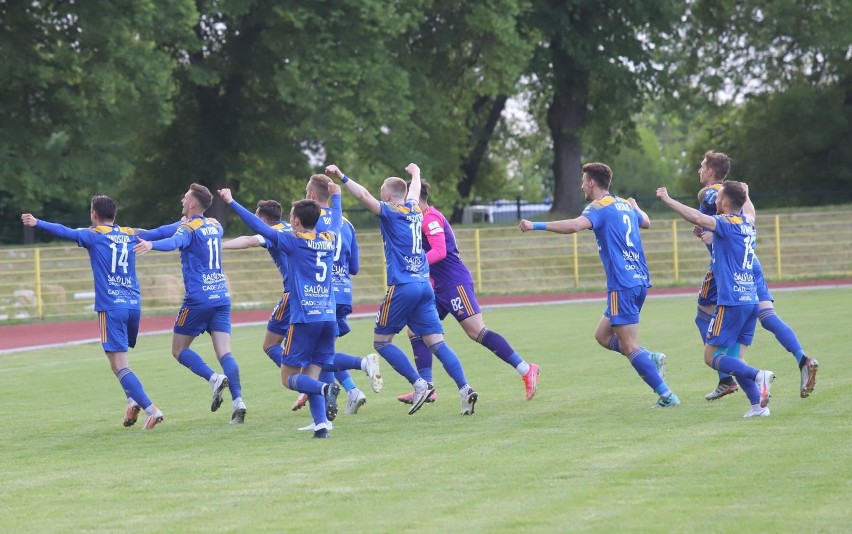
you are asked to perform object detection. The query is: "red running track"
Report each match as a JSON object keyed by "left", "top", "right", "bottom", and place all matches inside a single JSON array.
[{"left": 1, "top": 279, "right": 849, "bottom": 353}]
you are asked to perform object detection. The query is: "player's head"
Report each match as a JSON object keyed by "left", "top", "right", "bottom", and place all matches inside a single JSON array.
[
  {"left": 183, "top": 183, "right": 213, "bottom": 216},
  {"left": 255, "top": 200, "right": 283, "bottom": 225},
  {"left": 306, "top": 174, "right": 333, "bottom": 204},
  {"left": 700, "top": 151, "right": 731, "bottom": 184},
  {"left": 290, "top": 199, "right": 321, "bottom": 230},
  {"left": 90, "top": 195, "right": 117, "bottom": 223},
  {"left": 718, "top": 181, "right": 747, "bottom": 214},
  {"left": 581, "top": 162, "right": 612, "bottom": 200},
  {"left": 380, "top": 177, "right": 407, "bottom": 202}
]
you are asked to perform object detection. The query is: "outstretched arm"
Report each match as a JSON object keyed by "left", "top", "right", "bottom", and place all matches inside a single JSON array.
[
  {"left": 136, "top": 221, "right": 182, "bottom": 241},
  {"left": 22, "top": 215, "right": 81, "bottom": 241},
  {"left": 656, "top": 187, "right": 717, "bottom": 231},
  {"left": 741, "top": 182, "right": 756, "bottom": 222},
  {"left": 222, "top": 235, "right": 263, "bottom": 250},
  {"left": 325, "top": 164, "right": 381, "bottom": 216},
  {"left": 519, "top": 216, "right": 592, "bottom": 235},
  {"left": 218, "top": 188, "right": 278, "bottom": 241}
]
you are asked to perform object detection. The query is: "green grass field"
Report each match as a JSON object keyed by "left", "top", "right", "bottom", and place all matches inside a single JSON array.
[{"left": 1, "top": 288, "right": 849, "bottom": 532}]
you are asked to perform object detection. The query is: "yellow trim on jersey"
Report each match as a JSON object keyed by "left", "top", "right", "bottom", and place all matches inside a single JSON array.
[
  {"left": 592, "top": 195, "right": 618, "bottom": 208},
  {"left": 182, "top": 218, "right": 206, "bottom": 231}
]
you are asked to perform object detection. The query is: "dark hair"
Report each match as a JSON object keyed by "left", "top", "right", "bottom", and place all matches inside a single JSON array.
[
  {"left": 703, "top": 150, "right": 731, "bottom": 179},
  {"left": 721, "top": 181, "right": 746, "bottom": 211},
  {"left": 292, "top": 199, "right": 321, "bottom": 229},
  {"left": 307, "top": 174, "right": 333, "bottom": 202},
  {"left": 256, "top": 200, "right": 282, "bottom": 222},
  {"left": 189, "top": 183, "right": 213, "bottom": 211},
  {"left": 581, "top": 162, "right": 613, "bottom": 189},
  {"left": 405, "top": 179, "right": 430, "bottom": 201},
  {"left": 90, "top": 195, "right": 117, "bottom": 221}
]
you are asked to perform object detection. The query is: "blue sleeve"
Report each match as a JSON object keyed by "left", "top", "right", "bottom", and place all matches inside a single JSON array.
[
  {"left": 581, "top": 203, "right": 599, "bottom": 229},
  {"left": 35, "top": 220, "right": 84, "bottom": 243},
  {"left": 229, "top": 200, "right": 278, "bottom": 241},
  {"left": 349, "top": 229, "right": 360, "bottom": 275},
  {"left": 136, "top": 221, "right": 182, "bottom": 240},
  {"left": 151, "top": 228, "right": 192, "bottom": 251},
  {"left": 712, "top": 215, "right": 728, "bottom": 238},
  {"left": 330, "top": 194, "right": 342, "bottom": 235}
]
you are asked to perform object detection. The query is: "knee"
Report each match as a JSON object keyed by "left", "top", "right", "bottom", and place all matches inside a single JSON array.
[{"left": 593, "top": 332, "right": 610, "bottom": 349}]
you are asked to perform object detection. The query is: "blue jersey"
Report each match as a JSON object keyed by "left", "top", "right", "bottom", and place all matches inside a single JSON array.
[
  {"left": 316, "top": 207, "right": 358, "bottom": 306},
  {"left": 581, "top": 194, "right": 651, "bottom": 291},
  {"left": 710, "top": 213, "right": 758, "bottom": 306},
  {"left": 35, "top": 220, "right": 179, "bottom": 311},
  {"left": 258, "top": 221, "right": 292, "bottom": 289},
  {"left": 152, "top": 216, "right": 230, "bottom": 308},
  {"left": 229, "top": 195, "right": 342, "bottom": 323},
  {"left": 379, "top": 200, "right": 430, "bottom": 285}
]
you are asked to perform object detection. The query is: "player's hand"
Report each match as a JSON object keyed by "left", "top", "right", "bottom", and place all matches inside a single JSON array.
[
  {"left": 626, "top": 197, "right": 640, "bottom": 209},
  {"left": 133, "top": 237, "right": 153, "bottom": 255},
  {"left": 327, "top": 181, "right": 341, "bottom": 196},
  {"left": 325, "top": 164, "right": 344, "bottom": 179},
  {"left": 655, "top": 187, "right": 670, "bottom": 202},
  {"left": 692, "top": 225, "right": 703, "bottom": 237},
  {"left": 700, "top": 231, "right": 714, "bottom": 246},
  {"left": 740, "top": 182, "right": 749, "bottom": 194},
  {"left": 405, "top": 163, "right": 420, "bottom": 176},
  {"left": 518, "top": 219, "right": 533, "bottom": 233},
  {"left": 21, "top": 213, "right": 37, "bottom": 227},
  {"left": 217, "top": 188, "right": 234, "bottom": 204}
]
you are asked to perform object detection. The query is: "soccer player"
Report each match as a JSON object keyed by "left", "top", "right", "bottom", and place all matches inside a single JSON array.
[
  {"left": 693, "top": 151, "right": 818, "bottom": 400},
  {"left": 395, "top": 179, "right": 540, "bottom": 404},
  {"left": 657, "top": 182, "right": 775, "bottom": 417},
  {"left": 325, "top": 162, "right": 479, "bottom": 416},
  {"left": 133, "top": 184, "right": 246, "bottom": 425},
  {"left": 293, "top": 174, "right": 382, "bottom": 418},
  {"left": 218, "top": 182, "right": 342, "bottom": 438},
  {"left": 519, "top": 162, "right": 680, "bottom": 408},
  {"left": 21, "top": 196, "right": 180, "bottom": 429}
]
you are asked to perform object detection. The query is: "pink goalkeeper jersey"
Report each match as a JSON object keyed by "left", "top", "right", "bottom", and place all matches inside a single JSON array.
[{"left": 421, "top": 206, "right": 474, "bottom": 291}]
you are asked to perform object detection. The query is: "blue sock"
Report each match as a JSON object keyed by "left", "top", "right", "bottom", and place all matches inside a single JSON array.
[
  {"left": 116, "top": 368, "right": 153, "bottom": 410},
  {"left": 759, "top": 308, "right": 804, "bottom": 364},
  {"left": 308, "top": 393, "right": 327, "bottom": 425},
  {"left": 319, "top": 370, "right": 335, "bottom": 385},
  {"left": 628, "top": 348, "right": 669, "bottom": 395},
  {"left": 336, "top": 371, "right": 356, "bottom": 392},
  {"left": 710, "top": 351, "right": 759, "bottom": 381},
  {"left": 264, "top": 345, "right": 283, "bottom": 367},
  {"left": 375, "top": 341, "right": 421, "bottom": 384},
  {"left": 607, "top": 335, "right": 621, "bottom": 353},
  {"left": 177, "top": 348, "right": 215, "bottom": 380},
  {"left": 477, "top": 329, "right": 523, "bottom": 368},
  {"left": 735, "top": 376, "right": 761, "bottom": 405},
  {"left": 410, "top": 336, "right": 433, "bottom": 383},
  {"left": 219, "top": 353, "right": 241, "bottom": 400},
  {"left": 287, "top": 374, "right": 326, "bottom": 395},
  {"left": 429, "top": 341, "right": 468, "bottom": 389},
  {"left": 324, "top": 352, "right": 362, "bottom": 372}
]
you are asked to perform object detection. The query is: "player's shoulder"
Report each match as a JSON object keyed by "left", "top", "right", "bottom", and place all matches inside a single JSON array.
[{"left": 181, "top": 217, "right": 206, "bottom": 231}]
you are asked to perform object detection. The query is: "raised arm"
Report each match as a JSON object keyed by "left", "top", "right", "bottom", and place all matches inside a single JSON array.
[
  {"left": 405, "top": 163, "right": 421, "bottom": 203},
  {"left": 22, "top": 215, "right": 81, "bottom": 241},
  {"left": 626, "top": 197, "right": 650, "bottom": 229},
  {"left": 519, "top": 216, "right": 592, "bottom": 235},
  {"left": 656, "top": 187, "right": 717, "bottom": 231},
  {"left": 328, "top": 183, "right": 342, "bottom": 235},
  {"left": 218, "top": 188, "right": 278, "bottom": 242},
  {"left": 741, "top": 182, "right": 756, "bottom": 222},
  {"left": 325, "top": 164, "right": 381, "bottom": 216}
]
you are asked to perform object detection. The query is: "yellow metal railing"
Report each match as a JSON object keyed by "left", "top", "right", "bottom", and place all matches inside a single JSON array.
[{"left": 2, "top": 210, "right": 851, "bottom": 322}]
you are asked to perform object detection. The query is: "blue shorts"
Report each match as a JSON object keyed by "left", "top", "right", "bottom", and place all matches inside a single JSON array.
[
  {"left": 98, "top": 308, "right": 141, "bottom": 353},
  {"left": 336, "top": 304, "right": 352, "bottom": 337},
  {"left": 697, "top": 268, "right": 717, "bottom": 307},
  {"left": 753, "top": 259, "right": 773, "bottom": 302},
  {"left": 282, "top": 321, "right": 337, "bottom": 368},
  {"left": 705, "top": 304, "right": 758, "bottom": 348},
  {"left": 267, "top": 292, "right": 291, "bottom": 336},
  {"left": 374, "top": 282, "right": 444, "bottom": 336},
  {"left": 174, "top": 304, "right": 231, "bottom": 336},
  {"left": 604, "top": 286, "right": 647, "bottom": 326},
  {"left": 435, "top": 283, "right": 481, "bottom": 322}
]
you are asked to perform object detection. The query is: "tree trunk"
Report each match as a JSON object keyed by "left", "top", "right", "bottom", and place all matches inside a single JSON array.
[
  {"left": 547, "top": 90, "right": 587, "bottom": 215},
  {"left": 450, "top": 95, "right": 509, "bottom": 223}
]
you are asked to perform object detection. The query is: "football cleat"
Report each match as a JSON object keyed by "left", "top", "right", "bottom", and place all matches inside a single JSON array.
[
  {"left": 291, "top": 393, "right": 308, "bottom": 411},
  {"left": 345, "top": 389, "right": 367, "bottom": 415},
  {"left": 363, "top": 353, "right": 384, "bottom": 393},
  {"left": 743, "top": 405, "right": 770, "bottom": 418},
  {"left": 705, "top": 381, "right": 739, "bottom": 401},
  {"left": 325, "top": 383, "right": 341, "bottom": 421},
  {"left": 397, "top": 386, "right": 437, "bottom": 405},
  {"left": 143, "top": 407, "right": 164, "bottom": 430},
  {"left": 124, "top": 402, "right": 141, "bottom": 427},
  {"left": 210, "top": 374, "right": 229, "bottom": 412},
  {"left": 230, "top": 401, "right": 247, "bottom": 425},
  {"left": 652, "top": 392, "right": 681, "bottom": 408},
  {"left": 460, "top": 385, "right": 478, "bottom": 416},
  {"left": 408, "top": 380, "right": 434, "bottom": 415},
  {"left": 755, "top": 370, "right": 775, "bottom": 408},
  {"left": 800, "top": 357, "right": 818, "bottom": 398},
  {"left": 522, "top": 363, "right": 540, "bottom": 401}
]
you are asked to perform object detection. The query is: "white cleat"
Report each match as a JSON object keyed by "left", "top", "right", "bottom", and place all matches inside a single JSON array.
[
  {"left": 210, "top": 373, "right": 229, "bottom": 412},
  {"left": 743, "top": 405, "right": 770, "bottom": 418},
  {"left": 298, "top": 422, "right": 333, "bottom": 431},
  {"left": 408, "top": 379, "right": 433, "bottom": 415},
  {"left": 230, "top": 401, "right": 247, "bottom": 424},
  {"left": 755, "top": 370, "right": 775, "bottom": 408},
  {"left": 346, "top": 389, "right": 367, "bottom": 414},
  {"left": 460, "top": 385, "right": 478, "bottom": 416},
  {"left": 364, "top": 353, "right": 383, "bottom": 393},
  {"left": 800, "top": 357, "right": 818, "bottom": 398}
]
